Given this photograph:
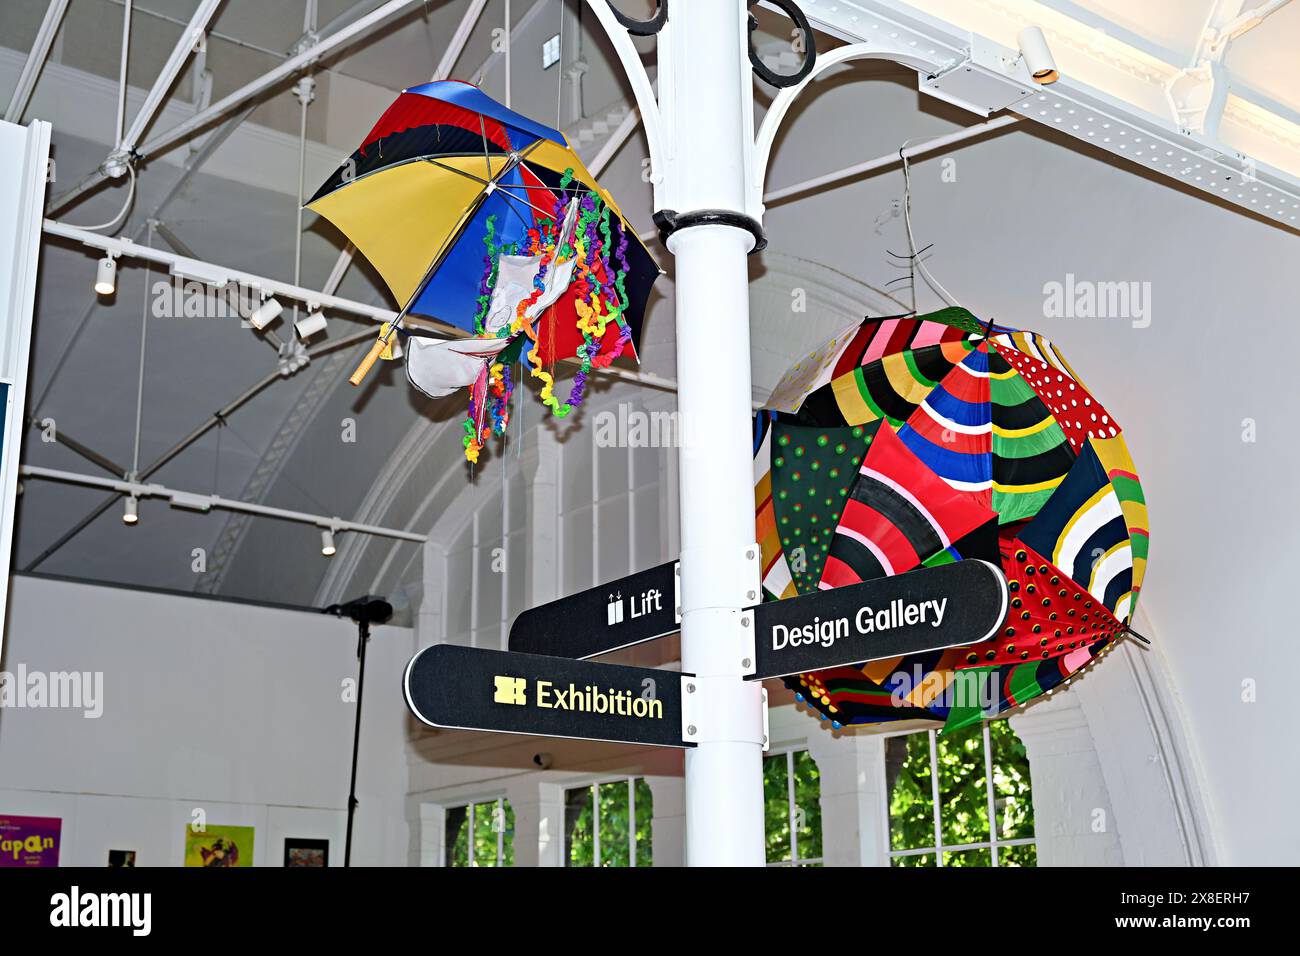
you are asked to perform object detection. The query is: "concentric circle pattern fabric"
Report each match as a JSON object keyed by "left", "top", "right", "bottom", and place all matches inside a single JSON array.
[{"left": 756, "top": 308, "right": 1148, "bottom": 733}]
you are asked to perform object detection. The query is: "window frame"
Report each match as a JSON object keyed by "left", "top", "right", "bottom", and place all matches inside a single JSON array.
[
  {"left": 763, "top": 747, "right": 824, "bottom": 867},
  {"left": 444, "top": 795, "right": 513, "bottom": 867},
  {"left": 563, "top": 774, "right": 651, "bottom": 867},
  {"left": 880, "top": 721, "right": 1036, "bottom": 867}
]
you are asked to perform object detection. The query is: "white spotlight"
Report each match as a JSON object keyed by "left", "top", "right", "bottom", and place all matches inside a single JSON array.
[
  {"left": 321, "top": 528, "right": 337, "bottom": 556},
  {"left": 1017, "top": 26, "right": 1058, "bottom": 84},
  {"left": 295, "top": 310, "right": 328, "bottom": 341},
  {"left": 94, "top": 256, "right": 117, "bottom": 296},
  {"left": 247, "top": 296, "right": 283, "bottom": 331},
  {"left": 123, "top": 496, "right": 139, "bottom": 525}
]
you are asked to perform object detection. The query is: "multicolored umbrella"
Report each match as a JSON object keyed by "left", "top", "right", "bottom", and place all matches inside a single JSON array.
[
  {"left": 757, "top": 308, "right": 1149, "bottom": 733},
  {"left": 306, "top": 80, "right": 661, "bottom": 460}
]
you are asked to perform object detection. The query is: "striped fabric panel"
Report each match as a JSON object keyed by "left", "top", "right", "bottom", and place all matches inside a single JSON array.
[
  {"left": 898, "top": 346, "right": 994, "bottom": 508},
  {"left": 989, "top": 349, "right": 1075, "bottom": 523},
  {"left": 1088, "top": 433, "right": 1148, "bottom": 617},
  {"left": 820, "top": 424, "right": 999, "bottom": 588},
  {"left": 801, "top": 340, "right": 977, "bottom": 428},
  {"left": 753, "top": 414, "right": 799, "bottom": 601},
  {"left": 1018, "top": 442, "right": 1134, "bottom": 618}
]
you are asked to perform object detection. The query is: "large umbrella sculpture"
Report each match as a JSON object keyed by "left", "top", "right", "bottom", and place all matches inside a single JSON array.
[
  {"left": 756, "top": 308, "right": 1149, "bottom": 733},
  {"left": 306, "top": 81, "right": 661, "bottom": 461}
]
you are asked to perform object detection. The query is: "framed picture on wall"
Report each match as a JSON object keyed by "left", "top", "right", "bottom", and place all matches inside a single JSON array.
[
  {"left": 107, "top": 849, "right": 136, "bottom": 867},
  {"left": 0, "top": 814, "right": 61, "bottom": 867},
  {"left": 284, "top": 838, "right": 329, "bottom": 867},
  {"left": 184, "top": 825, "right": 254, "bottom": 867}
]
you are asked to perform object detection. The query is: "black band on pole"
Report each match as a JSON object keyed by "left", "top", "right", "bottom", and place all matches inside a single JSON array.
[
  {"left": 747, "top": 0, "right": 817, "bottom": 88},
  {"left": 653, "top": 208, "right": 768, "bottom": 253},
  {"left": 608, "top": 0, "right": 668, "bottom": 36}
]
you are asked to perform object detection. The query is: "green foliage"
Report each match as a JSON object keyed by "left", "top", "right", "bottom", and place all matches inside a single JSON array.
[
  {"left": 763, "top": 750, "right": 823, "bottom": 865},
  {"left": 449, "top": 799, "right": 515, "bottom": 867},
  {"left": 888, "top": 720, "right": 1036, "bottom": 867},
  {"left": 567, "top": 779, "right": 654, "bottom": 867}
]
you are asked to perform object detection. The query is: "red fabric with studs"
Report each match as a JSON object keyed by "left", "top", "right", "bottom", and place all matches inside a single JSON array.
[
  {"left": 992, "top": 342, "right": 1120, "bottom": 453},
  {"left": 962, "top": 537, "right": 1125, "bottom": 668}
]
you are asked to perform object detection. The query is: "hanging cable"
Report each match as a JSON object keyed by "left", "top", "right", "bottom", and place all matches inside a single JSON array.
[
  {"left": 129, "top": 223, "right": 153, "bottom": 483},
  {"left": 64, "top": 165, "right": 137, "bottom": 233},
  {"left": 899, "top": 137, "right": 962, "bottom": 308}
]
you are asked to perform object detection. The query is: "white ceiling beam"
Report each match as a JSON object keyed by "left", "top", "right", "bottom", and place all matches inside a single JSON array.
[
  {"left": 49, "top": 0, "right": 426, "bottom": 213},
  {"left": 3, "top": 0, "right": 71, "bottom": 123},
  {"left": 117, "top": 0, "right": 224, "bottom": 156},
  {"left": 19, "top": 465, "right": 428, "bottom": 544}
]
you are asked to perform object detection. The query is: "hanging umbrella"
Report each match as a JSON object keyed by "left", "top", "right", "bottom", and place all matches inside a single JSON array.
[
  {"left": 306, "top": 80, "right": 662, "bottom": 459},
  {"left": 757, "top": 308, "right": 1149, "bottom": 732}
]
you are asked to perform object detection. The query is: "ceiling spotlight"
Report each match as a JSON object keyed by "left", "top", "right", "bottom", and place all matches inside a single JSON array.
[
  {"left": 123, "top": 496, "right": 139, "bottom": 525},
  {"left": 94, "top": 255, "right": 117, "bottom": 296},
  {"left": 321, "top": 528, "right": 337, "bottom": 557},
  {"left": 247, "top": 296, "right": 283, "bottom": 331},
  {"left": 295, "top": 309, "right": 328, "bottom": 341},
  {"left": 1017, "top": 26, "right": 1058, "bottom": 84}
]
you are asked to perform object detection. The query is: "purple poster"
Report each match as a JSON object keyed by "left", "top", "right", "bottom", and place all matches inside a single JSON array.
[{"left": 0, "top": 815, "right": 61, "bottom": 867}]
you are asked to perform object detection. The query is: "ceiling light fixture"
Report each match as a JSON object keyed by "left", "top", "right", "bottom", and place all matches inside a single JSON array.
[
  {"left": 321, "top": 528, "right": 337, "bottom": 557},
  {"left": 123, "top": 496, "right": 139, "bottom": 525},
  {"left": 94, "top": 255, "right": 118, "bottom": 296},
  {"left": 247, "top": 296, "right": 283, "bottom": 331},
  {"left": 1017, "top": 26, "right": 1059, "bottom": 84},
  {"left": 295, "top": 309, "right": 328, "bottom": 341}
]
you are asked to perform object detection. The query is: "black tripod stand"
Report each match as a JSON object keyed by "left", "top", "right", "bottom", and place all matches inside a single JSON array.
[{"left": 323, "top": 595, "right": 392, "bottom": 867}]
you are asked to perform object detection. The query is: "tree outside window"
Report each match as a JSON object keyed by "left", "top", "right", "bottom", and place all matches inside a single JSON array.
[
  {"left": 763, "top": 749, "right": 823, "bottom": 866},
  {"left": 565, "top": 777, "right": 653, "bottom": 866},
  {"left": 886, "top": 719, "right": 1035, "bottom": 866},
  {"left": 445, "top": 798, "right": 515, "bottom": 867}
]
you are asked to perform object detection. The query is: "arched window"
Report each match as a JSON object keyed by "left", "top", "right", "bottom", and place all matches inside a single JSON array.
[{"left": 886, "top": 719, "right": 1036, "bottom": 866}]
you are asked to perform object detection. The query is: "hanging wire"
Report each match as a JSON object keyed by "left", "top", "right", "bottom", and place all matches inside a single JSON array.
[
  {"left": 898, "top": 138, "right": 963, "bottom": 308},
  {"left": 129, "top": 223, "right": 152, "bottom": 482},
  {"left": 65, "top": 165, "right": 137, "bottom": 233}
]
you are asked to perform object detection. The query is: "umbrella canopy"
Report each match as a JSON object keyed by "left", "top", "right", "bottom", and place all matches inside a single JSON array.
[
  {"left": 306, "top": 81, "right": 662, "bottom": 460},
  {"left": 757, "top": 308, "right": 1149, "bottom": 733}
]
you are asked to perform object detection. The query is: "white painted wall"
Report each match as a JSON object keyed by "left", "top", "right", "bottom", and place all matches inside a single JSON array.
[{"left": 0, "top": 575, "right": 414, "bottom": 866}]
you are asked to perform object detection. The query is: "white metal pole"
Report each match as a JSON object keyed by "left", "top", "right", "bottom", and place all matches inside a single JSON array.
[{"left": 664, "top": 0, "right": 766, "bottom": 866}]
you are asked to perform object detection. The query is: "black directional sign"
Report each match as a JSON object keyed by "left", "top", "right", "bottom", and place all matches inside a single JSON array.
[
  {"left": 508, "top": 560, "right": 679, "bottom": 659},
  {"left": 404, "top": 643, "right": 693, "bottom": 748},
  {"left": 747, "top": 560, "right": 1009, "bottom": 681}
]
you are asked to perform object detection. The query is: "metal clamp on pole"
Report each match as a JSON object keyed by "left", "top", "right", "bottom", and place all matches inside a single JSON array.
[{"left": 653, "top": 208, "right": 767, "bottom": 253}]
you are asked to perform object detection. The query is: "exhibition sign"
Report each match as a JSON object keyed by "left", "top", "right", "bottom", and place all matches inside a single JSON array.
[
  {"left": 404, "top": 643, "right": 693, "bottom": 748},
  {"left": 508, "top": 560, "right": 679, "bottom": 659},
  {"left": 747, "top": 560, "right": 1009, "bottom": 680}
]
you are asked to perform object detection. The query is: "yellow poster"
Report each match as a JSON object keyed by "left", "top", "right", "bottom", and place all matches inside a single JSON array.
[{"left": 184, "top": 824, "right": 254, "bottom": 867}]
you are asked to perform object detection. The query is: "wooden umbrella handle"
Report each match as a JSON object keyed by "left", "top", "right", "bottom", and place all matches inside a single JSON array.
[{"left": 349, "top": 338, "right": 388, "bottom": 386}]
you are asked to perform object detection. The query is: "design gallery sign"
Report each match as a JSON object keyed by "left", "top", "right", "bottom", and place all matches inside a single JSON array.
[{"left": 748, "top": 560, "right": 1009, "bottom": 680}]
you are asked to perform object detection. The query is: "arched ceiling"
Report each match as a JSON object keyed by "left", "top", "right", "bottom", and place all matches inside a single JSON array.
[{"left": 5, "top": 0, "right": 1300, "bottom": 611}]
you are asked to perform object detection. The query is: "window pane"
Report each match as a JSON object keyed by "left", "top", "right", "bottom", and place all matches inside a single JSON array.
[
  {"left": 762, "top": 753, "right": 792, "bottom": 863},
  {"left": 566, "top": 786, "right": 594, "bottom": 867},
  {"left": 791, "top": 750, "right": 822, "bottom": 863},
  {"left": 999, "top": 843, "right": 1037, "bottom": 867},
  {"left": 499, "top": 801, "right": 516, "bottom": 867},
  {"left": 446, "top": 806, "right": 469, "bottom": 867},
  {"left": 887, "top": 733, "right": 935, "bottom": 851},
  {"left": 943, "top": 847, "right": 993, "bottom": 867},
  {"left": 988, "top": 719, "right": 1035, "bottom": 841},
  {"left": 937, "top": 723, "right": 990, "bottom": 847},
  {"left": 599, "top": 782, "right": 631, "bottom": 868},
  {"left": 634, "top": 778, "right": 654, "bottom": 867},
  {"left": 472, "top": 800, "right": 499, "bottom": 866},
  {"left": 891, "top": 851, "right": 936, "bottom": 867}
]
